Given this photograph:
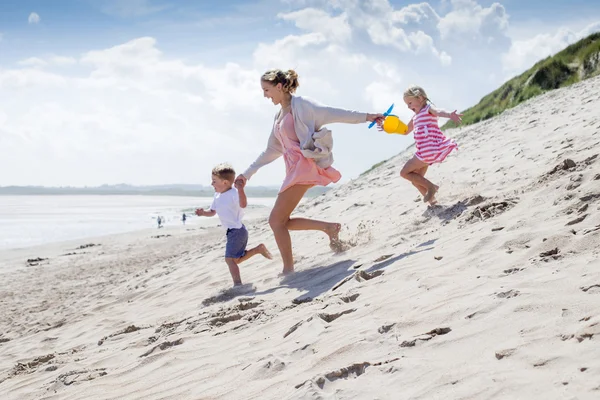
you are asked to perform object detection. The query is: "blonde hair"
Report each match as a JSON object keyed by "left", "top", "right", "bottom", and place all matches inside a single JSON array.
[
  {"left": 212, "top": 163, "right": 235, "bottom": 183},
  {"left": 403, "top": 85, "right": 430, "bottom": 103},
  {"left": 261, "top": 69, "right": 299, "bottom": 94}
]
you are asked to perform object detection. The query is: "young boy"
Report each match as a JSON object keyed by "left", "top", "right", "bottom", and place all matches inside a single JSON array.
[{"left": 196, "top": 163, "right": 272, "bottom": 286}]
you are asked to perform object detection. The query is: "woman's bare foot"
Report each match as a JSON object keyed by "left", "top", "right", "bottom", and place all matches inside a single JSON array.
[
  {"left": 324, "top": 222, "right": 341, "bottom": 243},
  {"left": 258, "top": 244, "right": 273, "bottom": 259},
  {"left": 423, "top": 185, "right": 439, "bottom": 203},
  {"left": 428, "top": 195, "right": 438, "bottom": 205},
  {"left": 279, "top": 268, "right": 294, "bottom": 277}
]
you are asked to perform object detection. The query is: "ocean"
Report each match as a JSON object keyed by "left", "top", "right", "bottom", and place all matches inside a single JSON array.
[{"left": 0, "top": 195, "right": 276, "bottom": 251}]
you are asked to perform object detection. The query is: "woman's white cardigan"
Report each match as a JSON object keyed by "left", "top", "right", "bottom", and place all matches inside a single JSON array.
[{"left": 242, "top": 95, "right": 367, "bottom": 179}]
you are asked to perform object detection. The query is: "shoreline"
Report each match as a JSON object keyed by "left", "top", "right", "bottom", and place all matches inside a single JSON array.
[{"left": 0, "top": 195, "right": 276, "bottom": 253}]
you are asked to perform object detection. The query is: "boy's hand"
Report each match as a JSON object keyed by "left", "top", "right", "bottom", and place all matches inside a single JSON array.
[
  {"left": 234, "top": 174, "right": 247, "bottom": 187},
  {"left": 235, "top": 179, "right": 246, "bottom": 190},
  {"left": 195, "top": 208, "right": 205, "bottom": 216}
]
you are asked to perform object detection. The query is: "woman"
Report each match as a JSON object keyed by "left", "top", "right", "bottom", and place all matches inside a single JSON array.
[{"left": 235, "top": 69, "right": 383, "bottom": 275}]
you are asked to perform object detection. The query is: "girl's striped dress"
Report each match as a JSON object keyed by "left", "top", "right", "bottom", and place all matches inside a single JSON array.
[{"left": 412, "top": 104, "right": 458, "bottom": 164}]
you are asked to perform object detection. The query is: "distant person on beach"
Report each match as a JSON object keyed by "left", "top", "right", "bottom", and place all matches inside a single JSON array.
[
  {"left": 235, "top": 69, "right": 384, "bottom": 276},
  {"left": 196, "top": 163, "right": 272, "bottom": 286},
  {"left": 182, "top": 213, "right": 187, "bottom": 225},
  {"left": 157, "top": 216, "right": 162, "bottom": 228},
  {"left": 392, "top": 85, "right": 462, "bottom": 205}
]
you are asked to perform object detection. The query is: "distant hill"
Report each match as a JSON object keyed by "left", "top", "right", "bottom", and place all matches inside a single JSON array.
[
  {"left": 443, "top": 32, "right": 600, "bottom": 129},
  {"left": 0, "top": 184, "right": 331, "bottom": 198}
]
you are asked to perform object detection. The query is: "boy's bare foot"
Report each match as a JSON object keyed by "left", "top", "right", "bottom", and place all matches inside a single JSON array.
[
  {"left": 428, "top": 195, "right": 438, "bottom": 205},
  {"left": 423, "top": 185, "right": 439, "bottom": 203},
  {"left": 258, "top": 244, "right": 273, "bottom": 260},
  {"left": 233, "top": 281, "right": 243, "bottom": 287}
]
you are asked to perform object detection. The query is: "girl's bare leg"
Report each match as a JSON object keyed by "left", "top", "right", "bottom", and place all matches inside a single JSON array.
[
  {"left": 412, "top": 165, "right": 437, "bottom": 205},
  {"left": 400, "top": 157, "right": 438, "bottom": 203}
]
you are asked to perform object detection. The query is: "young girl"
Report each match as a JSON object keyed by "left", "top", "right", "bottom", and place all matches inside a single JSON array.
[{"left": 398, "top": 85, "right": 462, "bottom": 204}]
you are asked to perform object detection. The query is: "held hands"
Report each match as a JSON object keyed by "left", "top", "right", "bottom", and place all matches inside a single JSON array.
[
  {"left": 195, "top": 208, "right": 205, "bottom": 217},
  {"left": 366, "top": 113, "right": 385, "bottom": 127},
  {"left": 234, "top": 174, "right": 247, "bottom": 189},
  {"left": 234, "top": 179, "right": 245, "bottom": 191}
]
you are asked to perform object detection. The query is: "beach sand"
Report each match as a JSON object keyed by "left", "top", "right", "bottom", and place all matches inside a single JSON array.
[{"left": 1, "top": 76, "right": 600, "bottom": 399}]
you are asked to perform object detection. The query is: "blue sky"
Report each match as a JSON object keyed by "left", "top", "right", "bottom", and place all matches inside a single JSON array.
[{"left": 1, "top": 0, "right": 599, "bottom": 186}]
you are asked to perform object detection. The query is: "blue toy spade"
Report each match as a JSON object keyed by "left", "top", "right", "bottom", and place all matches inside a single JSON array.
[{"left": 368, "top": 103, "right": 394, "bottom": 129}]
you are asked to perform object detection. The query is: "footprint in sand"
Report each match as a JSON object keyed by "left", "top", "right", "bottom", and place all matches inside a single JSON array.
[
  {"left": 339, "top": 293, "right": 360, "bottom": 303},
  {"left": 495, "top": 348, "right": 516, "bottom": 360},
  {"left": 98, "top": 324, "right": 144, "bottom": 346},
  {"left": 400, "top": 327, "right": 452, "bottom": 347},
  {"left": 465, "top": 199, "right": 517, "bottom": 223},
  {"left": 44, "top": 368, "right": 108, "bottom": 389},
  {"left": 75, "top": 243, "right": 100, "bottom": 250},
  {"left": 332, "top": 270, "right": 384, "bottom": 291},
  {"left": 580, "top": 284, "right": 600, "bottom": 293},
  {"left": 317, "top": 308, "right": 356, "bottom": 323},
  {"left": 284, "top": 308, "right": 357, "bottom": 339},
  {"left": 139, "top": 338, "right": 184, "bottom": 357},
  {"left": 378, "top": 323, "right": 396, "bottom": 334},
  {"left": 295, "top": 358, "right": 400, "bottom": 391},
  {"left": 2, "top": 353, "right": 56, "bottom": 384},
  {"left": 26, "top": 257, "right": 48, "bottom": 266},
  {"left": 496, "top": 289, "right": 520, "bottom": 299},
  {"left": 538, "top": 248, "right": 561, "bottom": 261}
]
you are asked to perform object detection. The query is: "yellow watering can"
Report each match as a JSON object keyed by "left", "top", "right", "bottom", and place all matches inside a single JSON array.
[
  {"left": 382, "top": 115, "right": 408, "bottom": 135},
  {"left": 367, "top": 103, "right": 408, "bottom": 135}
]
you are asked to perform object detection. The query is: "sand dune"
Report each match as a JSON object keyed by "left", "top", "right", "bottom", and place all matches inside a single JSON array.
[{"left": 1, "top": 76, "right": 599, "bottom": 400}]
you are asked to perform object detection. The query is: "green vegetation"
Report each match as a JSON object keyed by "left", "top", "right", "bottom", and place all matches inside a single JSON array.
[
  {"left": 443, "top": 32, "right": 600, "bottom": 129},
  {"left": 360, "top": 160, "right": 388, "bottom": 177}
]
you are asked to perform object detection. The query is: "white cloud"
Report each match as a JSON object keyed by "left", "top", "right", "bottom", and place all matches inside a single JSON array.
[
  {"left": 18, "top": 55, "right": 78, "bottom": 68},
  {"left": 4, "top": 1, "right": 589, "bottom": 187},
  {"left": 579, "top": 21, "right": 600, "bottom": 38},
  {"left": 437, "top": 0, "right": 508, "bottom": 41},
  {"left": 0, "top": 68, "right": 66, "bottom": 88},
  {"left": 28, "top": 12, "right": 41, "bottom": 24},
  {"left": 408, "top": 30, "right": 452, "bottom": 65},
  {"left": 18, "top": 57, "right": 48, "bottom": 67},
  {"left": 502, "top": 21, "right": 600, "bottom": 75},
  {"left": 278, "top": 8, "right": 352, "bottom": 43},
  {"left": 50, "top": 56, "right": 77, "bottom": 66}
]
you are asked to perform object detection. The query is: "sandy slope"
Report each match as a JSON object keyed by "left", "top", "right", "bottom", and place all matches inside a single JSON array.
[{"left": 1, "top": 76, "right": 600, "bottom": 400}]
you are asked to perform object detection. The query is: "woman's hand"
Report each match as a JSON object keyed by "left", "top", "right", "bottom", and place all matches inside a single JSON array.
[
  {"left": 234, "top": 174, "right": 247, "bottom": 187},
  {"left": 366, "top": 113, "right": 385, "bottom": 127}
]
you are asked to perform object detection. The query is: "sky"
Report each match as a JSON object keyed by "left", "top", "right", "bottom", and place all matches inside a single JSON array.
[{"left": 1, "top": 0, "right": 599, "bottom": 187}]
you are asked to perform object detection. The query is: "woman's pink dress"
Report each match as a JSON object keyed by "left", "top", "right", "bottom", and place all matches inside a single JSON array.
[{"left": 275, "top": 112, "right": 341, "bottom": 193}]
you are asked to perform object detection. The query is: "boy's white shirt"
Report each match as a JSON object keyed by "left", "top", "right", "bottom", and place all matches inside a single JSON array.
[
  {"left": 242, "top": 95, "right": 367, "bottom": 179},
  {"left": 210, "top": 188, "right": 243, "bottom": 230}
]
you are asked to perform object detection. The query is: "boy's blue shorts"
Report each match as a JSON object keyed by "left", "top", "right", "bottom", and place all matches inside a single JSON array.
[{"left": 225, "top": 225, "right": 248, "bottom": 258}]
